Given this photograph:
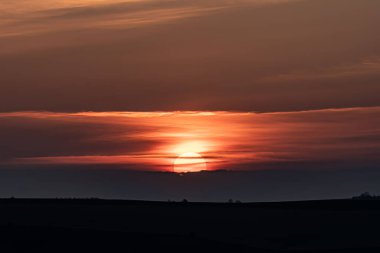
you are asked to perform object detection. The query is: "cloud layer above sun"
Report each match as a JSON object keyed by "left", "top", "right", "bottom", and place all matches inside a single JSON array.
[
  {"left": 0, "top": 107, "right": 379, "bottom": 171},
  {"left": 0, "top": 0, "right": 379, "bottom": 112}
]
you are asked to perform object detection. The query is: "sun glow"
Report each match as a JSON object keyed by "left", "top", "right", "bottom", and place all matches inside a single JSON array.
[
  {"left": 172, "top": 141, "right": 208, "bottom": 155},
  {"left": 171, "top": 141, "right": 209, "bottom": 173},
  {"left": 174, "top": 152, "right": 207, "bottom": 173}
]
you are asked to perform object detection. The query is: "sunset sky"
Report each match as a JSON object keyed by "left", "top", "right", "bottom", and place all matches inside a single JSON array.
[
  {"left": 0, "top": 0, "right": 379, "bottom": 201},
  {"left": 0, "top": 108, "right": 379, "bottom": 172}
]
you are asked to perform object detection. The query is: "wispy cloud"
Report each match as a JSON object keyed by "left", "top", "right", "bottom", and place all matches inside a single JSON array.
[
  {"left": 1, "top": 107, "right": 379, "bottom": 171},
  {"left": 0, "top": 0, "right": 272, "bottom": 38},
  {"left": 0, "top": 0, "right": 379, "bottom": 112},
  {"left": 258, "top": 58, "right": 380, "bottom": 83}
]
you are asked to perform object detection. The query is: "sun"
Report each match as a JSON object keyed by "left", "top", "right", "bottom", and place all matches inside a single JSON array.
[
  {"left": 173, "top": 152, "right": 207, "bottom": 173},
  {"left": 172, "top": 141, "right": 207, "bottom": 154}
]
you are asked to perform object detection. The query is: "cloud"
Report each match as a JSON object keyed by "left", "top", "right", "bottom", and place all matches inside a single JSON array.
[
  {"left": 0, "top": 0, "right": 254, "bottom": 38},
  {"left": 0, "top": 114, "right": 166, "bottom": 162},
  {"left": 0, "top": 0, "right": 379, "bottom": 112},
  {"left": 0, "top": 107, "right": 379, "bottom": 171}
]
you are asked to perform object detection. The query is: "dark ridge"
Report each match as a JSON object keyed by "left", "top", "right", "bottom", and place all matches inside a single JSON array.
[
  {"left": 1, "top": 198, "right": 380, "bottom": 252},
  {"left": 2, "top": 198, "right": 380, "bottom": 210}
]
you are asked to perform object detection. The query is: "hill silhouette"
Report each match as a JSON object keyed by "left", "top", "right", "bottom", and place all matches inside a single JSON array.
[{"left": 1, "top": 198, "right": 380, "bottom": 252}]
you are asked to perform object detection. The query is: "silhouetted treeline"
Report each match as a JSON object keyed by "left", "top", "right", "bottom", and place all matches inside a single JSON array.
[{"left": 352, "top": 192, "right": 380, "bottom": 200}]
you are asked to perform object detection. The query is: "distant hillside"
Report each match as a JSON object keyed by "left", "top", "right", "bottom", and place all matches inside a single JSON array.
[{"left": 1, "top": 198, "right": 380, "bottom": 252}]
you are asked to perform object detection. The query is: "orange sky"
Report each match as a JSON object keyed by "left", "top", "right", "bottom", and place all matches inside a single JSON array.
[
  {"left": 0, "top": 0, "right": 379, "bottom": 112},
  {"left": 0, "top": 0, "right": 379, "bottom": 201},
  {"left": 0, "top": 107, "right": 379, "bottom": 172},
  {"left": 0, "top": 0, "right": 379, "bottom": 171}
]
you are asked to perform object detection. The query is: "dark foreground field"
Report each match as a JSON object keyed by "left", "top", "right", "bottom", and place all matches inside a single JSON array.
[{"left": 1, "top": 198, "right": 380, "bottom": 252}]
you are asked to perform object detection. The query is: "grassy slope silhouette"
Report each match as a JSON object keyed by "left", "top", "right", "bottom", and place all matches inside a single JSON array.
[{"left": 1, "top": 198, "right": 380, "bottom": 252}]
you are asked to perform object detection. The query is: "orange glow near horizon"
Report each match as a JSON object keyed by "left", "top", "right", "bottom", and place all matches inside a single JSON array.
[
  {"left": 170, "top": 142, "right": 210, "bottom": 172},
  {"left": 171, "top": 141, "right": 209, "bottom": 155},
  {"left": 173, "top": 152, "right": 207, "bottom": 173},
  {"left": 1, "top": 107, "right": 380, "bottom": 172}
]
